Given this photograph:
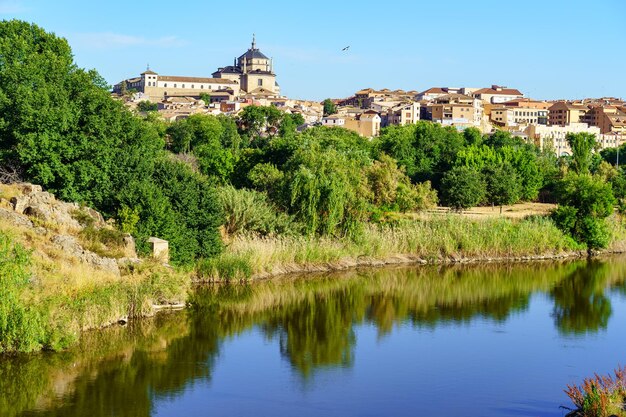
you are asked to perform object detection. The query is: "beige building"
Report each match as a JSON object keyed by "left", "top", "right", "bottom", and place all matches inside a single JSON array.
[
  {"left": 322, "top": 111, "right": 381, "bottom": 137},
  {"left": 384, "top": 102, "right": 421, "bottom": 126},
  {"left": 491, "top": 106, "right": 548, "bottom": 127},
  {"left": 114, "top": 36, "right": 279, "bottom": 101},
  {"left": 472, "top": 85, "right": 524, "bottom": 104},
  {"left": 548, "top": 101, "right": 588, "bottom": 126},
  {"left": 526, "top": 123, "right": 602, "bottom": 156},
  {"left": 427, "top": 94, "right": 483, "bottom": 127},
  {"left": 212, "top": 36, "right": 279, "bottom": 96},
  {"left": 114, "top": 70, "right": 239, "bottom": 102}
]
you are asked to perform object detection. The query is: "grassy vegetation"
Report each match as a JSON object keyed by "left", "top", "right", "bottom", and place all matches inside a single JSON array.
[
  {"left": 195, "top": 214, "right": 598, "bottom": 281},
  {"left": 565, "top": 365, "right": 626, "bottom": 417},
  {"left": 0, "top": 226, "right": 189, "bottom": 354}
]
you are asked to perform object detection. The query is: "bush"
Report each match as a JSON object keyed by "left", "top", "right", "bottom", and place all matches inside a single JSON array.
[
  {"left": 552, "top": 174, "right": 615, "bottom": 251},
  {"left": 217, "top": 185, "right": 297, "bottom": 237}
]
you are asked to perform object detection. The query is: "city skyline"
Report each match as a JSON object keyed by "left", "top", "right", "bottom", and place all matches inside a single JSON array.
[{"left": 1, "top": 0, "right": 625, "bottom": 101}]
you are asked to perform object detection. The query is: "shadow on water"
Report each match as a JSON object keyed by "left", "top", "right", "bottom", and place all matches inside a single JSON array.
[{"left": 2, "top": 257, "right": 626, "bottom": 416}]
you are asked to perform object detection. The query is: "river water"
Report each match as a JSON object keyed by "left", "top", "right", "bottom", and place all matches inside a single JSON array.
[{"left": 2, "top": 258, "right": 626, "bottom": 417}]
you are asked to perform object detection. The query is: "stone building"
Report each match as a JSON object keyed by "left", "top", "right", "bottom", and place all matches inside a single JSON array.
[
  {"left": 212, "top": 35, "right": 279, "bottom": 97},
  {"left": 113, "top": 35, "right": 279, "bottom": 101}
]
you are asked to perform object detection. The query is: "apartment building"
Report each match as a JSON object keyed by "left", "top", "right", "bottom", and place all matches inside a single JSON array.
[
  {"left": 548, "top": 102, "right": 588, "bottom": 126},
  {"left": 472, "top": 85, "right": 524, "bottom": 104},
  {"left": 426, "top": 94, "right": 483, "bottom": 127},
  {"left": 491, "top": 107, "right": 548, "bottom": 127}
]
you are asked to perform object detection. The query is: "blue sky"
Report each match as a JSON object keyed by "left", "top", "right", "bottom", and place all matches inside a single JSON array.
[{"left": 2, "top": 0, "right": 625, "bottom": 101}]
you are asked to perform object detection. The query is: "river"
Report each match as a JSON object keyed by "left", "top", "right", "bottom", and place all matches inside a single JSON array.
[{"left": 2, "top": 258, "right": 626, "bottom": 416}]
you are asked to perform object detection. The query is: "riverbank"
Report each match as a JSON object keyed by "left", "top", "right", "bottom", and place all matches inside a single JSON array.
[
  {"left": 3, "top": 181, "right": 626, "bottom": 354},
  {"left": 196, "top": 214, "right": 626, "bottom": 281}
]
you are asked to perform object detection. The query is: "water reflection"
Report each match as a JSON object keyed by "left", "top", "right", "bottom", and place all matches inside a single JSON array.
[
  {"left": 2, "top": 258, "right": 626, "bottom": 416},
  {"left": 551, "top": 260, "right": 613, "bottom": 335}
]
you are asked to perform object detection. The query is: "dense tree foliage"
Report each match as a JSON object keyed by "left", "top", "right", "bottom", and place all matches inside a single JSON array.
[
  {"left": 440, "top": 166, "right": 486, "bottom": 211},
  {"left": 0, "top": 20, "right": 222, "bottom": 265},
  {"left": 322, "top": 98, "right": 337, "bottom": 116},
  {"left": 552, "top": 174, "right": 615, "bottom": 251}
]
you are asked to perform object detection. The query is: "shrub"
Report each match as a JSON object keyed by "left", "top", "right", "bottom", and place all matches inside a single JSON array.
[
  {"left": 565, "top": 365, "right": 626, "bottom": 417},
  {"left": 217, "top": 185, "right": 297, "bottom": 237},
  {"left": 552, "top": 174, "right": 615, "bottom": 251}
]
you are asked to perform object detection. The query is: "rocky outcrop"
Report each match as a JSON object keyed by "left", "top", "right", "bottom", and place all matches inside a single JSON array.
[
  {"left": 50, "top": 235, "right": 120, "bottom": 276},
  {"left": 11, "top": 187, "right": 82, "bottom": 230},
  {"left": 2, "top": 182, "right": 123, "bottom": 276}
]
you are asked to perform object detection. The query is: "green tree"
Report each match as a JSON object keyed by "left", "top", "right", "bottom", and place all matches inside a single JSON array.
[
  {"left": 322, "top": 99, "right": 337, "bottom": 116},
  {"left": 0, "top": 20, "right": 223, "bottom": 264},
  {"left": 484, "top": 163, "right": 522, "bottom": 213},
  {"left": 566, "top": 132, "right": 597, "bottom": 174},
  {"left": 552, "top": 173, "right": 615, "bottom": 252},
  {"left": 440, "top": 166, "right": 486, "bottom": 211},
  {"left": 137, "top": 100, "right": 158, "bottom": 112},
  {"left": 199, "top": 92, "right": 211, "bottom": 105}
]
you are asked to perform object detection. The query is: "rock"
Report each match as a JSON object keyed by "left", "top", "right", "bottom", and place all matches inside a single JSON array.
[
  {"left": 51, "top": 234, "right": 120, "bottom": 276},
  {"left": 10, "top": 195, "right": 30, "bottom": 214},
  {"left": 117, "top": 257, "right": 141, "bottom": 266},
  {"left": 0, "top": 207, "right": 33, "bottom": 228},
  {"left": 122, "top": 233, "right": 137, "bottom": 258},
  {"left": 34, "top": 226, "right": 48, "bottom": 235},
  {"left": 15, "top": 183, "right": 42, "bottom": 195}
]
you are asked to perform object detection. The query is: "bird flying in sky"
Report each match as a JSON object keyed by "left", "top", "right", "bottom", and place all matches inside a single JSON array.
[{"left": 342, "top": 46, "right": 350, "bottom": 51}]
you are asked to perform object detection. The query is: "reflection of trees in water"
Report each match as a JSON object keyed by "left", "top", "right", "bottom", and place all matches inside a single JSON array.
[
  {"left": 1, "top": 313, "right": 221, "bottom": 417},
  {"left": 551, "top": 260, "right": 613, "bottom": 335},
  {"left": 5, "top": 259, "right": 626, "bottom": 416}
]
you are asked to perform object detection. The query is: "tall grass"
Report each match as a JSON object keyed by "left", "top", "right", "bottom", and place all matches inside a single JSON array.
[
  {"left": 0, "top": 226, "right": 190, "bottom": 354},
  {"left": 196, "top": 214, "right": 591, "bottom": 281}
]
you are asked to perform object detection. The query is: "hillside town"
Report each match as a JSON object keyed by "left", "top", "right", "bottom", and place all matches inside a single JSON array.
[{"left": 113, "top": 36, "right": 626, "bottom": 157}]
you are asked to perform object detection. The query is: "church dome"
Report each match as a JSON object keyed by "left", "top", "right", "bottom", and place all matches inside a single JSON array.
[{"left": 238, "top": 35, "right": 269, "bottom": 60}]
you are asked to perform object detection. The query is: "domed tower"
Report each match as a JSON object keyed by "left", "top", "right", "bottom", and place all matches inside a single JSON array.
[
  {"left": 212, "top": 35, "right": 279, "bottom": 96},
  {"left": 238, "top": 35, "right": 279, "bottom": 96}
]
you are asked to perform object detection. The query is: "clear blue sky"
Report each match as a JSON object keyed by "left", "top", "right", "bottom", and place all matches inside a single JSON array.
[{"left": 2, "top": 0, "right": 625, "bottom": 101}]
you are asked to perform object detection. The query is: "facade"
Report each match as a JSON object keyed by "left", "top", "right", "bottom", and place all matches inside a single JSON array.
[
  {"left": 114, "top": 70, "right": 239, "bottom": 102},
  {"left": 426, "top": 94, "right": 483, "bottom": 127},
  {"left": 384, "top": 102, "right": 421, "bottom": 126},
  {"left": 322, "top": 111, "right": 381, "bottom": 137},
  {"left": 113, "top": 36, "right": 279, "bottom": 101},
  {"left": 491, "top": 106, "right": 548, "bottom": 127},
  {"left": 583, "top": 106, "right": 626, "bottom": 134},
  {"left": 548, "top": 102, "right": 588, "bottom": 126},
  {"left": 525, "top": 123, "right": 602, "bottom": 156},
  {"left": 472, "top": 85, "right": 524, "bottom": 104}
]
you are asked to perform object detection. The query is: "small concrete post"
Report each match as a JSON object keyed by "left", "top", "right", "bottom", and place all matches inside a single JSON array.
[{"left": 147, "top": 237, "right": 169, "bottom": 263}]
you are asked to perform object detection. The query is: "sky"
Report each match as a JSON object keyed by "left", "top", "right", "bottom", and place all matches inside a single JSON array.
[{"left": 1, "top": 0, "right": 625, "bottom": 101}]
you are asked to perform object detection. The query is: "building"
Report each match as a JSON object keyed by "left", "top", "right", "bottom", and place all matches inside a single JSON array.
[
  {"left": 383, "top": 102, "right": 421, "bottom": 126},
  {"left": 548, "top": 101, "right": 588, "bottom": 126},
  {"left": 583, "top": 105, "right": 626, "bottom": 134},
  {"left": 113, "top": 36, "right": 279, "bottom": 101},
  {"left": 426, "top": 93, "right": 483, "bottom": 127},
  {"left": 113, "top": 70, "right": 240, "bottom": 102},
  {"left": 491, "top": 106, "right": 548, "bottom": 127},
  {"left": 322, "top": 111, "right": 381, "bottom": 137},
  {"left": 212, "top": 35, "right": 279, "bottom": 96},
  {"left": 472, "top": 85, "right": 524, "bottom": 104},
  {"left": 526, "top": 123, "right": 602, "bottom": 156}
]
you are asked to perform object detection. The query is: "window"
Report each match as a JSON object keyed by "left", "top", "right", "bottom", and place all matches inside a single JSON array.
[
  {"left": 201, "top": 85, "right": 204, "bottom": 89},
  {"left": 174, "top": 84, "right": 177, "bottom": 88},
  {"left": 191, "top": 85, "right": 194, "bottom": 89},
  {"left": 164, "top": 83, "right": 167, "bottom": 87},
  {"left": 182, "top": 84, "right": 185, "bottom": 88},
  {"left": 258, "top": 79, "right": 263, "bottom": 86}
]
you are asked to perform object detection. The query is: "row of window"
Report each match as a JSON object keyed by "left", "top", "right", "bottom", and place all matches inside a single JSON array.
[{"left": 148, "top": 82, "right": 225, "bottom": 90}]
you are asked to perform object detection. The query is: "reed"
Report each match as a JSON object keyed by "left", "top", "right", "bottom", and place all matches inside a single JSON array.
[{"left": 198, "top": 214, "right": 589, "bottom": 281}]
